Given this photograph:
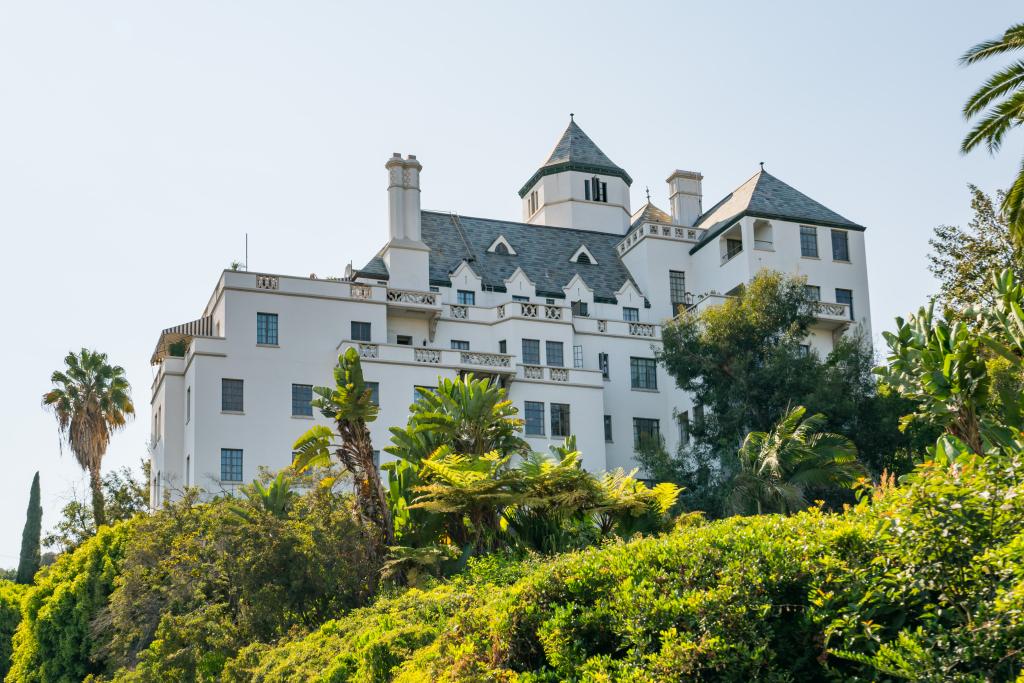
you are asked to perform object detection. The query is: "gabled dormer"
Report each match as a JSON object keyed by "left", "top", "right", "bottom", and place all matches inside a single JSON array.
[
  {"left": 519, "top": 117, "right": 632, "bottom": 234},
  {"left": 569, "top": 244, "right": 598, "bottom": 265},
  {"left": 504, "top": 267, "right": 536, "bottom": 299},
  {"left": 486, "top": 234, "right": 517, "bottom": 255}
]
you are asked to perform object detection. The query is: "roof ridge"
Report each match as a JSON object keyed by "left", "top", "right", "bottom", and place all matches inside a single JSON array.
[{"left": 420, "top": 209, "right": 630, "bottom": 239}]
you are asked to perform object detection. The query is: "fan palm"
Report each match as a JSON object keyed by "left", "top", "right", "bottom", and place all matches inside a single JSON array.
[
  {"left": 42, "top": 349, "right": 134, "bottom": 527},
  {"left": 961, "top": 22, "right": 1024, "bottom": 241},
  {"left": 730, "top": 406, "right": 863, "bottom": 515}
]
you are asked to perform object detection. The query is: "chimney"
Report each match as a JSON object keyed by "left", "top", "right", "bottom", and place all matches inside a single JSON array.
[
  {"left": 666, "top": 170, "right": 703, "bottom": 227},
  {"left": 402, "top": 154, "right": 422, "bottom": 242},
  {"left": 386, "top": 153, "right": 405, "bottom": 241},
  {"left": 386, "top": 153, "right": 424, "bottom": 243}
]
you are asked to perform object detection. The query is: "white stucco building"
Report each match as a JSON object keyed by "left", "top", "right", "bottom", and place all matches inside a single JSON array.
[{"left": 148, "top": 118, "right": 871, "bottom": 505}]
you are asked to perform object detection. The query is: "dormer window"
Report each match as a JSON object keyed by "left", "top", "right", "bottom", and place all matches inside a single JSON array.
[
  {"left": 494, "top": 242, "right": 509, "bottom": 255},
  {"left": 487, "top": 235, "right": 517, "bottom": 255},
  {"left": 576, "top": 251, "right": 591, "bottom": 265},
  {"left": 569, "top": 245, "right": 598, "bottom": 265},
  {"left": 528, "top": 190, "right": 540, "bottom": 215},
  {"left": 585, "top": 177, "right": 608, "bottom": 203}
]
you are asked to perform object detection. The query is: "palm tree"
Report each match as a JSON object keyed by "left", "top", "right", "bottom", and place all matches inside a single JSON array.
[
  {"left": 42, "top": 349, "right": 134, "bottom": 527},
  {"left": 961, "top": 22, "right": 1024, "bottom": 241},
  {"left": 730, "top": 406, "right": 863, "bottom": 516}
]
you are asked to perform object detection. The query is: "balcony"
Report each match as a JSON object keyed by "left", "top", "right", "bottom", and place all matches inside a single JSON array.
[
  {"left": 338, "top": 340, "right": 515, "bottom": 375},
  {"left": 515, "top": 364, "right": 603, "bottom": 387},
  {"left": 812, "top": 301, "right": 853, "bottom": 331},
  {"left": 495, "top": 302, "right": 564, "bottom": 321},
  {"left": 570, "top": 316, "right": 661, "bottom": 339},
  {"left": 385, "top": 288, "right": 442, "bottom": 318}
]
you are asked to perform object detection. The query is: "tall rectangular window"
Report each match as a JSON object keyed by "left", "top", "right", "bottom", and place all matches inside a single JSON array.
[
  {"left": 678, "top": 411, "right": 690, "bottom": 443},
  {"left": 291, "top": 384, "right": 313, "bottom": 417},
  {"left": 499, "top": 339, "right": 507, "bottom": 354},
  {"left": 522, "top": 339, "right": 540, "bottom": 365},
  {"left": 726, "top": 238, "right": 743, "bottom": 259},
  {"left": 551, "top": 403, "right": 571, "bottom": 437},
  {"left": 546, "top": 341, "right": 564, "bottom": 367},
  {"left": 694, "top": 404, "right": 705, "bottom": 429},
  {"left": 186, "top": 387, "right": 191, "bottom": 424},
  {"left": 221, "top": 378, "right": 243, "bottom": 412},
  {"left": 351, "top": 321, "right": 371, "bottom": 341},
  {"left": 831, "top": 230, "right": 850, "bottom": 261},
  {"left": 669, "top": 271, "right": 686, "bottom": 313},
  {"left": 524, "top": 401, "right": 545, "bottom": 435},
  {"left": 623, "top": 307, "right": 639, "bottom": 322},
  {"left": 604, "top": 415, "right": 613, "bottom": 442},
  {"left": 805, "top": 285, "right": 821, "bottom": 301},
  {"left": 800, "top": 226, "right": 819, "bottom": 258},
  {"left": 573, "top": 345, "right": 583, "bottom": 369},
  {"left": 598, "top": 352, "right": 610, "bottom": 380},
  {"left": 630, "top": 357, "right": 658, "bottom": 390},
  {"left": 836, "top": 288, "right": 854, "bottom": 320},
  {"left": 256, "top": 312, "right": 278, "bottom": 345},
  {"left": 457, "top": 290, "right": 476, "bottom": 305},
  {"left": 571, "top": 300, "right": 589, "bottom": 317},
  {"left": 633, "top": 418, "right": 660, "bottom": 450},
  {"left": 366, "top": 381, "right": 380, "bottom": 406},
  {"left": 220, "top": 448, "right": 243, "bottom": 482},
  {"left": 451, "top": 340, "right": 470, "bottom": 351}
]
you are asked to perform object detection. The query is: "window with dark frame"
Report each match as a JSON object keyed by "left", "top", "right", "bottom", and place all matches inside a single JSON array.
[
  {"left": 451, "top": 340, "right": 470, "bottom": 351},
  {"left": 186, "top": 387, "right": 191, "bottom": 423},
  {"left": 623, "top": 307, "right": 639, "bottom": 322},
  {"left": 525, "top": 401, "right": 545, "bottom": 435},
  {"left": 836, "top": 288, "right": 854, "bottom": 320},
  {"left": 499, "top": 339, "right": 507, "bottom": 354},
  {"left": 551, "top": 403, "right": 571, "bottom": 437},
  {"left": 725, "top": 238, "right": 743, "bottom": 259},
  {"left": 573, "top": 345, "right": 583, "bottom": 369},
  {"left": 256, "top": 312, "right": 278, "bottom": 345},
  {"left": 396, "top": 335, "right": 413, "bottom": 346},
  {"left": 571, "top": 300, "right": 589, "bottom": 317},
  {"left": 457, "top": 290, "right": 476, "bottom": 305},
  {"left": 805, "top": 285, "right": 821, "bottom": 301},
  {"left": 366, "top": 381, "right": 380, "bottom": 406},
  {"left": 604, "top": 415, "right": 613, "bottom": 442},
  {"left": 220, "top": 448, "right": 243, "bottom": 482},
  {"left": 221, "top": 378, "right": 243, "bottom": 412},
  {"left": 800, "top": 226, "right": 819, "bottom": 258},
  {"left": 546, "top": 341, "right": 564, "bottom": 367},
  {"left": 598, "top": 352, "right": 610, "bottom": 380},
  {"left": 831, "top": 230, "right": 850, "bottom": 261},
  {"left": 633, "top": 418, "right": 660, "bottom": 450},
  {"left": 678, "top": 411, "right": 690, "bottom": 443},
  {"left": 522, "top": 339, "right": 540, "bottom": 365},
  {"left": 669, "top": 271, "right": 686, "bottom": 313},
  {"left": 351, "top": 321, "right": 371, "bottom": 341},
  {"left": 585, "top": 177, "right": 608, "bottom": 202},
  {"left": 513, "top": 295, "right": 530, "bottom": 303},
  {"left": 575, "top": 251, "right": 591, "bottom": 264},
  {"left": 630, "top": 357, "right": 658, "bottom": 390},
  {"left": 291, "top": 384, "right": 313, "bottom": 417}
]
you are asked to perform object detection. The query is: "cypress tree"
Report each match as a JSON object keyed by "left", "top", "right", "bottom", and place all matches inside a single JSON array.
[{"left": 16, "top": 472, "right": 41, "bottom": 584}]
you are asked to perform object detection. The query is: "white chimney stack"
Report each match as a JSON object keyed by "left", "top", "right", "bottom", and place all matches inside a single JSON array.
[
  {"left": 666, "top": 170, "right": 703, "bottom": 227},
  {"left": 382, "top": 152, "right": 430, "bottom": 290},
  {"left": 402, "top": 154, "right": 422, "bottom": 242}
]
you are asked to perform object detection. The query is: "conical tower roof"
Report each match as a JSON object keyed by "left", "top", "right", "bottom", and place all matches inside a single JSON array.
[{"left": 519, "top": 118, "right": 632, "bottom": 197}]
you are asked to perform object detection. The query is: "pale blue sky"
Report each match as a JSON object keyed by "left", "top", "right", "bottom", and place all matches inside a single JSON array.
[{"left": 0, "top": 1, "right": 1020, "bottom": 563}]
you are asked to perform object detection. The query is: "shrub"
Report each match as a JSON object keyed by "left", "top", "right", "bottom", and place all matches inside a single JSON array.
[{"left": 0, "top": 581, "right": 26, "bottom": 679}]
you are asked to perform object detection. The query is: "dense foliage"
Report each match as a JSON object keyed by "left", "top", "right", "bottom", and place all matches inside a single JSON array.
[
  {"left": 0, "top": 582, "right": 25, "bottom": 680},
  {"left": 16, "top": 474, "right": 41, "bottom": 585},
  {"left": 43, "top": 464, "right": 149, "bottom": 554}
]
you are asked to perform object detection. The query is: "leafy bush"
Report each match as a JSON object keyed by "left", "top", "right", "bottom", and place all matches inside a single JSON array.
[{"left": 0, "top": 581, "right": 26, "bottom": 679}]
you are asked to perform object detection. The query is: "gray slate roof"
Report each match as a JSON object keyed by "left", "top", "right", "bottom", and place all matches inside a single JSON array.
[
  {"left": 629, "top": 201, "right": 673, "bottom": 232},
  {"left": 519, "top": 120, "right": 632, "bottom": 196},
  {"left": 358, "top": 211, "right": 640, "bottom": 303},
  {"left": 692, "top": 170, "right": 864, "bottom": 254}
]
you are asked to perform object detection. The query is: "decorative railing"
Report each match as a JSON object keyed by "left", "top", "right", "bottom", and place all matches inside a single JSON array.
[
  {"left": 597, "top": 320, "right": 608, "bottom": 333},
  {"left": 460, "top": 352, "right": 511, "bottom": 368},
  {"left": 256, "top": 275, "right": 279, "bottom": 290},
  {"left": 523, "top": 365, "right": 544, "bottom": 380},
  {"left": 351, "top": 284, "right": 372, "bottom": 299},
  {"left": 496, "top": 304, "right": 506, "bottom": 318},
  {"left": 414, "top": 348, "right": 441, "bottom": 364},
  {"left": 450, "top": 304, "right": 468, "bottom": 319},
  {"left": 616, "top": 223, "right": 705, "bottom": 256},
  {"left": 549, "top": 368, "right": 569, "bottom": 382},
  {"left": 386, "top": 289, "right": 438, "bottom": 305},
  {"left": 521, "top": 303, "right": 539, "bottom": 318},
  {"left": 629, "top": 322, "right": 656, "bottom": 337},
  {"left": 814, "top": 301, "right": 851, "bottom": 319},
  {"left": 544, "top": 305, "right": 562, "bottom": 320},
  {"left": 357, "top": 343, "right": 378, "bottom": 359}
]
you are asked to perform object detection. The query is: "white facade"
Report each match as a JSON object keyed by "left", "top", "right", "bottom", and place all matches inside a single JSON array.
[{"left": 148, "top": 121, "right": 871, "bottom": 506}]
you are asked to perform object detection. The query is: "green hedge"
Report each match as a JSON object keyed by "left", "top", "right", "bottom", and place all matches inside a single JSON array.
[{"left": 0, "top": 582, "right": 26, "bottom": 679}]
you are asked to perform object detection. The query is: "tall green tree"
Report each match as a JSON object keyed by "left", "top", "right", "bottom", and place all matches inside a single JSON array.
[
  {"left": 43, "top": 463, "right": 149, "bottom": 553},
  {"left": 960, "top": 22, "right": 1024, "bottom": 241},
  {"left": 15, "top": 473, "right": 41, "bottom": 585},
  {"left": 929, "top": 185, "right": 1024, "bottom": 314},
  {"left": 730, "top": 406, "right": 863, "bottom": 515},
  {"left": 42, "top": 349, "right": 134, "bottom": 528}
]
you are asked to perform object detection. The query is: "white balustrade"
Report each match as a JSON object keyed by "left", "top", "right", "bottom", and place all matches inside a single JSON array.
[
  {"left": 351, "top": 284, "right": 372, "bottom": 299},
  {"left": 255, "top": 275, "right": 279, "bottom": 290},
  {"left": 629, "top": 322, "right": 656, "bottom": 337},
  {"left": 358, "top": 343, "right": 379, "bottom": 359},
  {"left": 386, "top": 289, "right": 438, "bottom": 305},
  {"left": 450, "top": 304, "right": 468, "bottom": 319},
  {"left": 414, "top": 348, "right": 441, "bottom": 364},
  {"left": 523, "top": 365, "right": 544, "bottom": 379},
  {"left": 549, "top": 368, "right": 569, "bottom": 382}
]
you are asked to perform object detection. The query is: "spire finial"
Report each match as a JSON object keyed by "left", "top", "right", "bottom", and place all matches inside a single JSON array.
[
  {"left": 645, "top": 186, "right": 651, "bottom": 202},
  {"left": 759, "top": 161, "right": 765, "bottom": 171},
  {"left": 569, "top": 112, "right": 574, "bottom": 122}
]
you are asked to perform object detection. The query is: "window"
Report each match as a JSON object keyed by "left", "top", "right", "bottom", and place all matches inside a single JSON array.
[
  {"left": 429, "top": 286, "right": 440, "bottom": 292},
  {"left": 451, "top": 340, "right": 470, "bottom": 351},
  {"left": 598, "top": 352, "right": 610, "bottom": 380},
  {"left": 694, "top": 404, "right": 705, "bottom": 429},
  {"left": 413, "top": 385, "right": 435, "bottom": 403},
  {"left": 575, "top": 251, "right": 591, "bottom": 264},
  {"left": 366, "top": 381, "right": 380, "bottom": 406},
  {"left": 633, "top": 418, "right": 660, "bottom": 450},
  {"left": 528, "top": 190, "right": 539, "bottom": 215},
  {"left": 798, "top": 344, "right": 811, "bottom": 357},
  {"left": 551, "top": 403, "right": 571, "bottom": 437},
  {"left": 630, "top": 357, "right": 658, "bottom": 390},
  {"left": 186, "top": 387, "right": 191, "bottom": 424},
  {"left": 457, "top": 290, "right": 476, "bottom": 305},
  {"left": 546, "top": 341, "right": 564, "bottom": 367},
  {"left": 623, "top": 307, "right": 639, "bottom": 322},
  {"left": 513, "top": 295, "right": 530, "bottom": 303},
  {"left": 499, "top": 339, "right": 507, "bottom": 354},
  {"left": 573, "top": 345, "right": 583, "bottom": 369},
  {"left": 522, "top": 339, "right": 540, "bottom": 365},
  {"left": 220, "top": 448, "right": 243, "bottom": 482},
  {"left": 604, "top": 415, "right": 613, "bottom": 442},
  {"left": 725, "top": 238, "right": 743, "bottom": 259},
  {"left": 494, "top": 242, "right": 510, "bottom": 255},
  {"left": 805, "top": 285, "right": 821, "bottom": 301},
  {"left": 292, "top": 384, "right": 313, "bottom": 417},
  {"left": 351, "top": 321, "right": 371, "bottom": 342},
  {"left": 831, "top": 230, "right": 850, "bottom": 261},
  {"left": 221, "top": 379, "right": 243, "bottom": 412},
  {"left": 571, "top": 300, "right": 589, "bottom": 317},
  {"left": 800, "top": 226, "right": 819, "bottom": 258},
  {"left": 836, "top": 288, "right": 854, "bottom": 319},
  {"left": 396, "top": 335, "right": 412, "bottom": 346},
  {"left": 585, "top": 177, "right": 608, "bottom": 202},
  {"left": 669, "top": 271, "right": 686, "bottom": 313},
  {"left": 545, "top": 298, "right": 555, "bottom": 305},
  {"left": 256, "top": 312, "right": 278, "bottom": 345},
  {"left": 678, "top": 411, "right": 690, "bottom": 443},
  {"left": 525, "top": 401, "right": 545, "bottom": 435}
]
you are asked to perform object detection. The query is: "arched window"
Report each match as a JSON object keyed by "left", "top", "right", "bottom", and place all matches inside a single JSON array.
[{"left": 494, "top": 242, "right": 509, "bottom": 255}]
